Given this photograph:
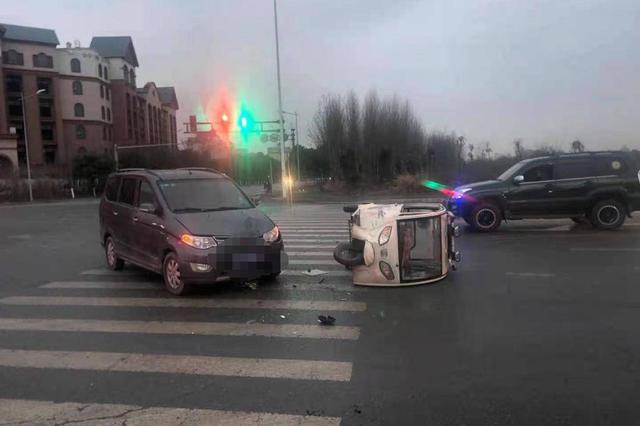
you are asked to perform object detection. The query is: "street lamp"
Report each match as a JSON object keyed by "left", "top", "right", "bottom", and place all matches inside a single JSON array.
[
  {"left": 20, "top": 88, "right": 47, "bottom": 202},
  {"left": 273, "top": 0, "right": 287, "bottom": 199},
  {"left": 282, "top": 110, "right": 300, "bottom": 181}
]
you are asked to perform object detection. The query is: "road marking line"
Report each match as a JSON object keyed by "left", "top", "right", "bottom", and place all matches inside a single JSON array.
[
  {"left": 282, "top": 269, "right": 351, "bottom": 277},
  {"left": 42, "top": 281, "right": 158, "bottom": 290},
  {"left": 570, "top": 247, "right": 640, "bottom": 252},
  {"left": 287, "top": 244, "right": 336, "bottom": 249},
  {"left": 281, "top": 233, "right": 348, "bottom": 238},
  {"left": 289, "top": 260, "right": 339, "bottom": 266},
  {"left": 288, "top": 251, "right": 332, "bottom": 256},
  {"left": 80, "top": 268, "right": 141, "bottom": 276},
  {"left": 280, "top": 228, "right": 346, "bottom": 231},
  {"left": 504, "top": 272, "right": 556, "bottom": 278},
  {"left": 284, "top": 239, "right": 344, "bottom": 243},
  {"left": 0, "top": 296, "right": 366, "bottom": 312},
  {"left": 0, "top": 349, "right": 353, "bottom": 382},
  {"left": 0, "top": 398, "right": 341, "bottom": 426},
  {"left": 0, "top": 318, "right": 360, "bottom": 340}
]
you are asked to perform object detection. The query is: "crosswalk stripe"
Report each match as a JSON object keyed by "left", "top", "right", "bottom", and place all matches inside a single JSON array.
[
  {"left": 42, "top": 281, "right": 157, "bottom": 289},
  {"left": 284, "top": 239, "right": 344, "bottom": 243},
  {"left": 282, "top": 234, "right": 347, "bottom": 238},
  {"left": 42, "top": 280, "right": 361, "bottom": 293},
  {"left": 0, "top": 296, "right": 366, "bottom": 312},
  {"left": 287, "top": 244, "right": 336, "bottom": 249},
  {"left": 288, "top": 252, "right": 332, "bottom": 256},
  {"left": 0, "top": 318, "right": 360, "bottom": 340},
  {"left": 0, "top": 349, "right": 353, "bottom": 381},
  {"left": 282, "top": 269, "right": 351, "bottom": 277},
  {"left": 77, "top": 269, "right": 352, "bottom": 278},
  {"left": 0, "top": 398, "right": 341, "bottom": 426},
  {"left": 289, "top": 260, "right": 338, "bottom": 265}
]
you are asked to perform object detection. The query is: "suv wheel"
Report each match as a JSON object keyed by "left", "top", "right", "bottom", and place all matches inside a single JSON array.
[
  {"left": 590, "top": 199, "right": 626, "bottom": 230},
  {"left": 470, "top": 204, "right": 502, "bottom": 232},
  {"left": 105, "top": 237, "right": 124, "bottom": 270},
  {"left": 163, "top": 252, "right": 190, "bottom": 296}
]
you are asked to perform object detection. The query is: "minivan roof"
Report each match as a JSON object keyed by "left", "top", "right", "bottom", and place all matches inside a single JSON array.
[
  {"left": 114, "top": 168, "right": 226, "bottom": 180},
  {"left": 527, "top": 150, "right": 639, "bottom": 163}
]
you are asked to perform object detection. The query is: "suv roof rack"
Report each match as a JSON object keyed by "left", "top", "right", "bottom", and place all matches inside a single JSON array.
[
  {"left": 177, "top": 167, "right": 226, "bottom": 176},
  {"left": 116, "top": 168, "right": 161, "bottom": 178}
]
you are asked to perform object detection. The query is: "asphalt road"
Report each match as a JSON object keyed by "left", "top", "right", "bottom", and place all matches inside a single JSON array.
[{"left": 0, "top": 200, "right": 639, "bottom": 425}]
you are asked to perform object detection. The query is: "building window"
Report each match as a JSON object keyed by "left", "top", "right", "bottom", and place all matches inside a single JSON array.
[
  {"left": 5, "top": 74, "right": 23, "bottom": 92},
  {"left": 76, "top": 124, "right": 86, "bottom": 139},
  {"left": 2, "top": 49, "right": 24, "bottom": 66},
  {"left": 41, "top": 122, "right": 55, "bottom": 141},
  {"left": 107, "top": 127, "right": 111, "bottom": 140},
  {"left": 78, "top": 146, "right": 87, "bottom": 155},
  {"left": 130, "top": 69, "right": 136, "bottom": 87},
  {"left": 100, "top": 85, "right": 104, "bottom": 98},
  {"left": 74, "top": 103, "right": 85, "bottom": 117},
  {"left": 7, "top": 95, "right": 22, "bottom": 116},
  {"left": 101, "top": 106, "right": 106, "bottom": 120},
  {"left": 123, "top": 65, "right": 129, "bottom": 84},
  {"left": 72, "top": 80, "right": 83, "bottom": 95},
  {"left": 106, "top": 87, "right": 110, "bottom": 100},
  {"left": 103, "top": 126, "right": 107, "bottom": 140},
  {"left": 104, "top": 66, "right": 108, "bottom": 80},
  {"left": 33, "top": 53, "right": 53, "bottom": 68},
  {"left": 37, "top": 77, "right": 52, "bottom": 94},
  {"left": 98, "top": 64, "right": 103, "bottom": 78},
  {"left": 70, "top": 58, "right": 81, "bottom": 73},
  {"left": 43, "top": 145, "right": 56, "bottom": 164},
  {"left": 39, "top": 98, "right": 53, "bottom": 118},
  {"left": 107, "top": 108, "right": 111, "bottom": 121}
]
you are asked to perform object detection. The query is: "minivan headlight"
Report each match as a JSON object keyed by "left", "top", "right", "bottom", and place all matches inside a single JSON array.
[
  {"left": 181, "top": 234, "right": 217, "bottom": 249},
  {"left": 263, "top": 226, "right": 280, "bottom": 243}
]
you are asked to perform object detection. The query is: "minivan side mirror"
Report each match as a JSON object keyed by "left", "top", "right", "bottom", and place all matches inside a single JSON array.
[
  {"left": 251, "top": 196, "right": 262, "bottom": 206},
  {"left": 513, "top": 175, "right": 524, "bottom": 184},
  {"left": 139, "top": 202, "right": 161, "bottom": 215}
]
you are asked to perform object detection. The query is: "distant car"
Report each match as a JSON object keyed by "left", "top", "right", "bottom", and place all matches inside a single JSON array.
[
  {"left": 99, "top": 168, "right": 285, "bottom": 295},
  {"left": 448, "top": 151, "right": 640, "bottom": 231}
]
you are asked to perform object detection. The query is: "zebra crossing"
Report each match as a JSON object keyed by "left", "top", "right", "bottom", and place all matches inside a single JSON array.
[{"left": 0, "top": 207, "right": 361, "bottom": 424}]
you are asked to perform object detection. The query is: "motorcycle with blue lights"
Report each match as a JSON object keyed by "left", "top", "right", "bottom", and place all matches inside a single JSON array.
[{"left": 333, "top": 203, "right": 461, "bottom": 286}]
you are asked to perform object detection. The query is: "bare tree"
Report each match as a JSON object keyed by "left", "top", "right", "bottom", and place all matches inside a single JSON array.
[{"left": 513, "top": 139, "right": 525, "bottom": 160}]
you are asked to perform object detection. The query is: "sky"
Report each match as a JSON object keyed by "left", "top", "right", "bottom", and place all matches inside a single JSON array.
[{"left": 5, "top": 0, "right": 640, "bottom": 154}]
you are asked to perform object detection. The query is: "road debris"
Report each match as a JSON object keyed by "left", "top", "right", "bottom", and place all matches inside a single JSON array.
[
  {"left": 303, "top": 269, "right": 328, "bottom": 276},
  {"left": 317, "top": 315, "right": 336, "bottom": 326}
]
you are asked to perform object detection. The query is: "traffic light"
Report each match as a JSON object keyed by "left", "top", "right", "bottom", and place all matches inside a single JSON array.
[{"left": 237, "top": 107, "right": 255, "bottom": 139}]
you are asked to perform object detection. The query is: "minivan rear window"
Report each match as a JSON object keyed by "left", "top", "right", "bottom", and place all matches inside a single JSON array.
[{"left": 104, "top": 176, "right": 120, "bottom": 201}]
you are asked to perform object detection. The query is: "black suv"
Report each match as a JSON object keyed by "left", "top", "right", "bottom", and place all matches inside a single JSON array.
[
  {"left": 99, "top": 168, "right": 285, "bottom": 295},
  {"left": 449, "top": 151, "right": 640, "bottom": 231}
]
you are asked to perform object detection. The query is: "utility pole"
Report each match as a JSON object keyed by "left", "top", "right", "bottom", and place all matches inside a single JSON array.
[
  {"left": 19, "top": 89, "right": 45, "bottom": 201},
  {"left": 273, "top": 0, "right": 287, "bottom": 199}
]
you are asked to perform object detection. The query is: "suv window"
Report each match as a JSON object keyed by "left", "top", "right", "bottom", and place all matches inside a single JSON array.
[
  {"left": 523, "top": 164, "right": 553, "bottom": 182},
  {"left": 555, "top": 159, "right": 593, "bottom": 180},
  {"left": 595, "top": 157, "right": 627, "bottom": 176},
  {"left": 104, "top": 176, "right": 120, "bottom": 201},
  {"left": 138, "top": 180, "right": 157, "bottom": 208},
  {"left": 118, "top": 177, "right": 137, "bottom": 205}
]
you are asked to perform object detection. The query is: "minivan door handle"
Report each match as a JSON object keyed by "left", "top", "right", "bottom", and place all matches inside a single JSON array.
[
  {"left": 132, "top": 216, "right": 139, "bottom": 223},
  {"left": 112, "top": 211, "right": 119, "bottom": 216}
]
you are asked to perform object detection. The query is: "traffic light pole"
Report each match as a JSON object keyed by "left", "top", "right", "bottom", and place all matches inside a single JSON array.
[{"left": 274, "top": 0, "right": 287, "bottom": 200}]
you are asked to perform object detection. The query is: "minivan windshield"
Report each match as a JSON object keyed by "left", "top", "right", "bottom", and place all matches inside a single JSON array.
[
  {"left": 158, "top": 178, "right": 253, "bottom": 212},
  {"left": 497, "top": 161, "right": 529, "bottom": 181}
]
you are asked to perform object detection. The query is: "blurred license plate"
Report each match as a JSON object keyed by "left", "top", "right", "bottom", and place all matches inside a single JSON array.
[{"left": 233, "top": 253, "right": 262, "bottom": 263}]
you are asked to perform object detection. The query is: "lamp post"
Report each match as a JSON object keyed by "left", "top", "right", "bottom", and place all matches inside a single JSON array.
[
  {"left": 20, "top": 88, "right": 47, "bottom": 202},
  {"left": 282, "top": 110, "right": 299, "bottom": 181},
  {"left": 273, "top": 0, "right": 287, "bottom": 199}
]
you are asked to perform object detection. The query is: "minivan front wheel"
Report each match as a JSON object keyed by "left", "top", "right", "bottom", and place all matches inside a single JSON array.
[
  {"left": 105, "top": 237, "right": 124, "bottom": 270},
  {"left": 163, "top": 252, "right": 190, "bottom": 296},
  {"left": 470, "top": 204, "right": 502, "bottom": 232},
  {"left": 590, "top": 199, "right": 626, "bottom": 230}
]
